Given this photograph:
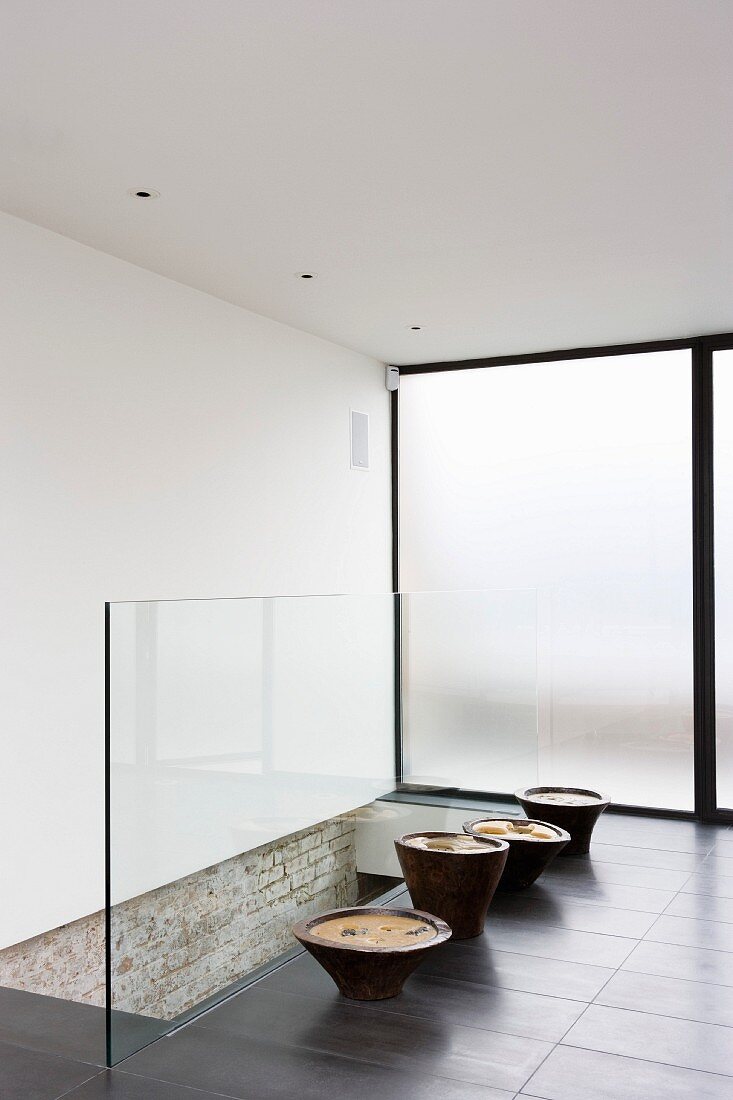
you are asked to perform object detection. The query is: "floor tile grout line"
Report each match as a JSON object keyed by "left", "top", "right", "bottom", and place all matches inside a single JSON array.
[
  {"left": 0, "top": 1036, "right": 104, "bottom": 1073},
  {"left": 519, "top": 1038, "right": 733, "bottom": 1096},
  {"left": 539, "top": 846, "right": 733, "bottom": 1079},
  {"left": 523, "top": 859, "right": 695, "bottom": 1089},
  {"left": 513, "top": 922, "right": 649, "bottom": 1091},
  {"left": 638, "top": 859, "right": 705, "bottom": 941},
  {"left": 513, "top": 954, "right": 619, "bottom": 1095},
  {"left": 590, "top": 992, "right": 733, "bottom": 1030},
  {"left": 271, "top": 950, "right": 618, "bottom": 1003},
  {"left": 396, "top": 890, "right": 665, "bottom": 925},
  {"left": 114, "top": 1063, "right": 271, "bottom": 1100},
  {"left": 511, "top": 849, "right": 654, "bottom": 1100},
  {"left": 641, "top": 930, "right": 733, "bottom": 951},
  {"left": 195, "top": 979, "right": 581, "bottom": 1043},
  {"left": 477, "top": 913, "right": 656, "bottom": 942},
  {"left": 652, "top": 901, "right": 733, "bottom": 926},
  {"left": 525, "top": 881, "right": 683, "bottom": 904},
  {"left": 51, "top": 1067, "right": 106, "bottom": 1100},
  {"left": 564, "top": 854, "right": 701, "bottom": 872},
  {"left": 445, "top": 941, "right": 635, "bottom": 967},
  {"left": 622, "top": 956, "right": 733, "bottom": 983},
  {"left": 119, "top": 1029, "right": 538, "bottom": 1097},
  {"left": 560, "top": 1035, "right": 733, "bottom": 1079}
]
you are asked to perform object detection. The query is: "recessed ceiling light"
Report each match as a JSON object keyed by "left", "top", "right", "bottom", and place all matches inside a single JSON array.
[
  {"left": 295, "top": 271, "right": 318, "bottom": 280},
  {"left": 128, "top": 188, "right": 160, "bottom": 199}
]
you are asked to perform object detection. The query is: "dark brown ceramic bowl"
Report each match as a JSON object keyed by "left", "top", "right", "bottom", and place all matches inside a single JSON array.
[
  {"left": 394, "top": 831, "right": 508, "bottom": 939},
  {"left": 515, "top": 786, "right": 610, "bottom": 856},
  {"left": 463, "top": 816, "right": 570, "bottom": 889},
  {"left": 292, "top": 906, "right": 451, "bottom": 1000}
]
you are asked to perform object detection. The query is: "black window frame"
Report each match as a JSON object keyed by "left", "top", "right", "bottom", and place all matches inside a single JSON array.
[{"left": 391, "top": 332, "right": 733, "bottom": 824}]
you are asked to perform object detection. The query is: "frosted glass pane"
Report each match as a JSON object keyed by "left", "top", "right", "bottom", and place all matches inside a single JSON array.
[
  {"left": 715, "top": 351, "right": 733, "bottom": 809},
  {"left": 400, "top": 351, "right": 693, "bottom": 809},
  {"left": 402, "top": 589, "right": 537, "bottom": 792}
]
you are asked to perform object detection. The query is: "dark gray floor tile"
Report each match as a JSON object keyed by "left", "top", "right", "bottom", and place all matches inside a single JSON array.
[
  {"left": 207, "top": 968, "right": 585, "bottom": 1043},
  {"left": 592, "top": 817, "right": 723, "bottom": 853},
  {"left": 621, "top": 939, "right": 733, "bottom": 986},
  {"left": 645, "top": 913, "right": 733, "bottom": 952},
  {"left": 120, "top": 1024, "right": 516, "bottom": 1099},
  {"left": 64, "top": 1070, "right": 232, "bottom": 1099},
  {"left": 521, "top": 1044, "right": 733, "bottom": 1100},
  {"left": 264, "top": 941, "right": 613, "bottom": 1005},
  {"left": 710, "top": 840, "right": 733, "bottom": 858},
  {"left": 0, "top": 986, "right": 161, "bottom": 1067},
  {"left": 197, "top": 984, "right": 551, "bottom": 1090},
  {"left": 596, "top": 970, "right": 733, "bottom": 1027},
  {"left": 681, "top": 873, "right": 733, "bottom": 899},
  {"left": 702, "top": 854, "right": 733, "bottom": 874},
  {"left": 585, "top": 842, "right": 699, "bottom": 872},
  {"left": 665, "top": 891, "right": 733, "bottom": 923},
  {"left": 0, "top": 1039, "right": 99, "bottom": 1100},
  {"left": 544, "top": 858, "right": 690, "bottom": 891},
  {"left": 488, "top": 892, "right": 657, "bottom": 938},
  {"left": 0, "top": 987, "right": 105, "bottom": 1065},
  {"left": 420, "top": 940, "right": 615, "bottom": 1000},
  {"left": 523, "top": 878, "right": 677, "bottom": 914},
  {"left": 562, "top": 1003, "right": 733, "bottom": 1076},
  {"left": 473, "top": 917, "right": 636, "bottom": 967}
]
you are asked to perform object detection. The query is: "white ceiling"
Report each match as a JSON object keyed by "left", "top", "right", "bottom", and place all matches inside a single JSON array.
[{"left": 2, "top": 0, "right": 732, "bottom": 365}]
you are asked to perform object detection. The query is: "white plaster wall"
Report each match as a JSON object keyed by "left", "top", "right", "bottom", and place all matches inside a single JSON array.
[{"left": 0, "top": 211, "right": 391, "bottom": 949}]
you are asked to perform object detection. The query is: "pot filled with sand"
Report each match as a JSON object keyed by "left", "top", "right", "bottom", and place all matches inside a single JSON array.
[
  {"left": 463, "top": 816, "right": 570, "bottom": 889},
  {"left": 394, "top": 831, "right": 508, "bottom": 939},
  {"left": 292, "top": 906, "right": 451, "bottom": 1000},
  {"left": 514, "top": 786, "right": 610, "bottom": 856}
]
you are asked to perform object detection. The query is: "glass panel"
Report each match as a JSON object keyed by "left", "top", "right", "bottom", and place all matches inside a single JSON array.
[
  {"left": 107, "top": 593, "right": 396, "bottom": 1064},
  {"left": 714, "top": 350, "right": 733, "bottom": 810},
  {"left": 401, "top": 588, "right": 538, "bottom": 793},
  {"left": 400, "top": 351, "right": 694, "bottom": 809}
]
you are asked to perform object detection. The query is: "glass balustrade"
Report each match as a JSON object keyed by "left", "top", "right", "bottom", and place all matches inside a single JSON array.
[{"left": 106, "top": 588, "right": 539, "bottom": 1063}]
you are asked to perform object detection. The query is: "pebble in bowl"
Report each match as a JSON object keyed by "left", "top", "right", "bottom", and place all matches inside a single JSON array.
[
  {"left": 463, "top": 816, "right": 570, "bottom": 889},
  {"left": 514, "top": 786, "right": 610, "bottom": 856}
]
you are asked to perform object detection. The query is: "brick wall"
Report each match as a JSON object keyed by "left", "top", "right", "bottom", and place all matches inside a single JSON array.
[{"left": 0, "top": 813, "right": 357, "bottom": 1019}]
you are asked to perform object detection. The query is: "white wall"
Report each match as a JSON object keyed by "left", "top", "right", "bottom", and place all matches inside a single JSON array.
[{"left": 0, "top": 211, "right": 391, "bottom": 949}]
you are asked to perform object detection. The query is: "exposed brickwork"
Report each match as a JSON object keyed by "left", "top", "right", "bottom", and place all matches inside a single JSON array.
[
  {"left": 0, "top": 813, "right": 357, "bottom": 1020},
  {"left": 0, "top": 910, "right": 105, "bottom": 1007}
]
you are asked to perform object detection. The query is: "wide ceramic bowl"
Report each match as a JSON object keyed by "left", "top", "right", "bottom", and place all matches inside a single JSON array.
[
  {"left": 394, "top": 831, "right": 508, "bottom": 938},
  {"left": 292, "top": 906, "right": 451, "bottom": 1000},
  {"left": 463, "top": 816, "right": 570, "bottom": 888},
  {"left": 515, "top": 786, "right": 610, "bottom": 856}
]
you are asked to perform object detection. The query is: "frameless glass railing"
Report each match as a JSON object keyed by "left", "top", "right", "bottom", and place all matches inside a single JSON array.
[
  {"left": 106, "top": 592, "right": 398, "bottom": 1063},
  {"left": 105, "top": 588, "right": 539, "bottom": 1064}
]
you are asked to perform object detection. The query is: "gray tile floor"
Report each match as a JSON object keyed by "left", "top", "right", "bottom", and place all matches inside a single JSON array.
[{"left": 3, "top": 813, "right": 733, "bottom": 1099}]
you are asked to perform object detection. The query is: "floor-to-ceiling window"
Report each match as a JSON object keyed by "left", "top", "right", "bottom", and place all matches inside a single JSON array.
[
  {"left": 714, "top": 348, "right": 733, "bottom": 812},
  {"left": 399, "top": 350, "right": 695, "bottom": 810}
]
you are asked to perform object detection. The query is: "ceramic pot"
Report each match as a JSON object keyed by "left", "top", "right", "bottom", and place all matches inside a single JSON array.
[
  {"left": 514, "top": 786, "right": 610, "bottom": 856},
  {"left": 292, "top": 906, "right": 451, "bottom": 1000},
  {"left": 394, "top": 831, "right": 508, "bottom": 939},
  {"left": 463, "top": 816, "right": 570, "bottom": 889}
]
